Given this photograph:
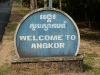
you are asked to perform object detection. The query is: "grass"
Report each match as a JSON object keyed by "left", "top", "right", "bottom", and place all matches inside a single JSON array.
[
  {"left": 82, "top": 52, "right": 100, "bottom": 74},
  {"left": 80, "top": 28, "right": 100, "bottom": 42},
  {"left": 79, "top": 28, "right": 100, "bottom": 74},
  {"left": 12, "top": 3, "right": 30, "bottom": 14},
  {"left": 42, "top": 72, "right": 50, "bottom": 75},
  {"left": 0, "top": 64, "right": 12, "bottom": 75},
  {"left": 5, "top": 2, "right": 30, "bottom": 41},
  {"left": 82, "top": 52, "right": 100, "bottom": 57},
  {"left": 6, "top": 22, "right": 18, "bottom": 40}
]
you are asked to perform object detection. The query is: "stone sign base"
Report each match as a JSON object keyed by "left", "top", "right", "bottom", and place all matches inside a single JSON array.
[{"left": 11, "top": 54, "right": 84, "bottom": 74}]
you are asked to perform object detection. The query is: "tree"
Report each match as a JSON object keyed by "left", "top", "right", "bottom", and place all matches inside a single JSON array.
[
  {"left": 30, "top": 0, "right": 37, "bottom": 10},
  {"left": 59, "top": 0, "right": 62, "bottom": 10},
  {"left": 20, "top": 0, "right": 100, "bottom": 29},
  {"left": 44, "top": 0, "right": 47, "bottom": 8}
]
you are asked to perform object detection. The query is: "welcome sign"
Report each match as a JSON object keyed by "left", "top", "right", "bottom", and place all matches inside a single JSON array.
[{"left": 14, "top": 8, "right": 80, "bottom": 58}]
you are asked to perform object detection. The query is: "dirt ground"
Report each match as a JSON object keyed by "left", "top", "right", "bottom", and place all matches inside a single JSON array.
[{"left": 0, "top": 37, "right": 13, "bottom": 66}]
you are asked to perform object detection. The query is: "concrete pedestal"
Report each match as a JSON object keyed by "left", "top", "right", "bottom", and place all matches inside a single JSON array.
[{"left": 11, "top": 54, "right": 84, "bottom": 74}]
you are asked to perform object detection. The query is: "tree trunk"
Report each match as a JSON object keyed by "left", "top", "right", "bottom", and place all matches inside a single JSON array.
[
  {"left": 44, "top": 0, "right": 47, "bottom": 8},
  {"left": 30, "top": 0, "right": 36, "bottom": 10},
  {"left": 35, "top": 0, "right": 37, "bottom": 9},
  {"left": 20, "top": 0, "right": 22, "bottom": 8},
  {"left": 59, "top": 0, "right": 62, "bottom": 10}
]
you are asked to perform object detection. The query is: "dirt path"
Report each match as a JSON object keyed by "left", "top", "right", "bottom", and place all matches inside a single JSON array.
[{"left": 0, "top": 38, "right": 13, "bottom": 66}]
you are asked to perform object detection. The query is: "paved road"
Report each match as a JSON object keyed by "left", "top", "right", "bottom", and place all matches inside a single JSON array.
[{"left": 0, "top": 2, "right": 12, "bottom": 42}]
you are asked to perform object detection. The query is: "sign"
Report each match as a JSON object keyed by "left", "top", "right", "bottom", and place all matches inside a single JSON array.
[{"left": 14, "top": 8, "right": 80, "bottom": 58}]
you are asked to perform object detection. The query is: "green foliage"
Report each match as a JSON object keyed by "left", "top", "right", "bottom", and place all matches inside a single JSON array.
[
  {"left": 22, "top": 0, "right": 100, "bottom": 29},
  {"left": 51, "top": 0, "right": 100, "bottom": 29},
  {"left": 38, "top": 0, "right": 44, "bottom": 7},
  {"left": 53, "top": 0, "right": 59, "bottom": 8}
]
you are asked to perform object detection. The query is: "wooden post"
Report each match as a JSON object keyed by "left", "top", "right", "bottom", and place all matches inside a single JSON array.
[{"left": 49, "top": 0, "right": 52, "bottom": 8}]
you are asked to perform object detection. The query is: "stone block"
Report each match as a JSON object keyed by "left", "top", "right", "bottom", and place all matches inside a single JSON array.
[{"left": 11, "top": 54, "right": 84, "bottom": 74}]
